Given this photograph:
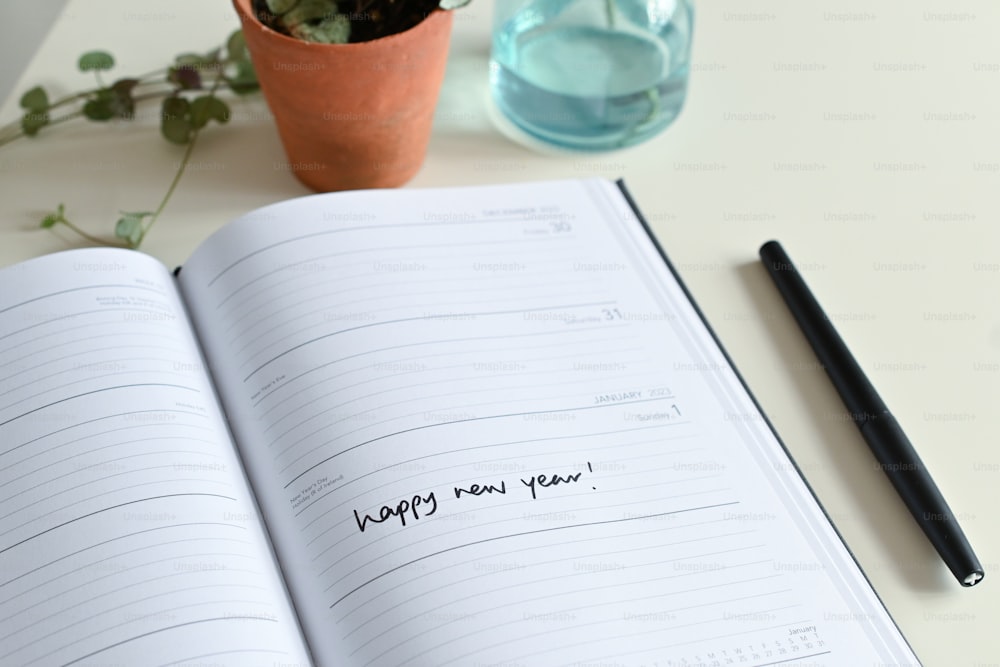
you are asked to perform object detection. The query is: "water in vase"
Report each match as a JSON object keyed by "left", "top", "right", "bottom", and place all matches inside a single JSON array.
[{"left": 490, "top": 0, "right": 693, "bottom": 151}]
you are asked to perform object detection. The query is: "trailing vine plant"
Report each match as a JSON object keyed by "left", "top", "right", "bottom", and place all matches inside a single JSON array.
[
  {"left": 0, "top": 30, "right": 259, "bottom": 249},
  {"left": 3, "top": 1, "right": 472, "bottom": 249}
]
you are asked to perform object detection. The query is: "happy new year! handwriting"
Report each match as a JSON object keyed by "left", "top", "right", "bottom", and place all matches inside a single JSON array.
[{"left": 351, "top": 462, "right": 595, "bottom": 534}]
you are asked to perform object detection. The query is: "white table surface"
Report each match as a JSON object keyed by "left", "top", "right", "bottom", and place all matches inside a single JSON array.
[{"left": 1, "top": 1, "right": 997, "bottom": 665}]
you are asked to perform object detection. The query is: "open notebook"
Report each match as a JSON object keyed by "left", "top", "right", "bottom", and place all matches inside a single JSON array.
[{"left": 0, "top": 179, "right": 920, "bottom": 666}]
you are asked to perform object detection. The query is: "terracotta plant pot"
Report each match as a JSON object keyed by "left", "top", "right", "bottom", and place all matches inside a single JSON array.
[{"left": 233, "top": 0, "right": 453, "bottom": 191}]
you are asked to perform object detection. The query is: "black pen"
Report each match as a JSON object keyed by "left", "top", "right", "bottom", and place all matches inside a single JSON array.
[{"left": 759, "top": 240, "right": 984, "bottom": 587}]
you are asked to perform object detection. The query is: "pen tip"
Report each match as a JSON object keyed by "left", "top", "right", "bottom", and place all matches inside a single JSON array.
[{"left": 962, "top": 571, "right": 984, "bottom": 586}]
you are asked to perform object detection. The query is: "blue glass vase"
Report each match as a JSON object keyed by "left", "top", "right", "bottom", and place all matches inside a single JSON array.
[{"left": 490, "top": 0, "right": 694, "bottom": 151}]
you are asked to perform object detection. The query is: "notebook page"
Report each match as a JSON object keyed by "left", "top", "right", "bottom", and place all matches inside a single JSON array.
[
  {"left": 0, "top": 249, "right": 311, "bottom": 667},
  {"left": 178, "top": 180, "right": 918, "bottom": 666}
]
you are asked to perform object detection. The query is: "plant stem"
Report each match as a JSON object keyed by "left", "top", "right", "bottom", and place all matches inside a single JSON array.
[
  {"left": 39, "top": 118, "right": 199, "bottom": 250},
  {"left": 136, "top": 126, "right": 199, "bottom": 246},
  {"left": 0, "top": 123, "right": 23, "bottom": 147},
  {"left": 62, "top": 218, "right": 129, "bottom": 247},
  {"left": 132, "top": 90, "right": 179, "bottom": 105},
  {"left": 0, "top": 110, "right": 86, "bottom": 148},
  {"left": 135, "top": 67, "right": 170, "bottom": 83},
  {"left": 45, "top": 110, "right": 87, "bottom": 130},
  {"left": 605, "top": 0, "right": 616, "bottom": 28},
  {"left": 0, "top": 76, "right": 175, "bottom": 148},
  {"left": 133, "top": 81, "right": 174, "bottom": 93},
  {"left": 132, "top": 75, "right": 224, "bottom": 246},
  {"left": 46, "top": 90, "right": 95, "bottom": 111},
  {"left": 0, "top": 83, "right": 183, "bottom": 149}
]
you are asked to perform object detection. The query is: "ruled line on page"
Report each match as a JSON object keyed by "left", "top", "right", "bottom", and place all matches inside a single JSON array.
[
  {"left": 50, "top": 616, "right": 281, "bottom": 667},
  {"left": 261, "top": 340, "right": 640, "bottom": 433},
  {"left": 0, "top": 522, "right": 246, "bottom": 589},
  {"left": 0, "top": 493, "right": 237, "bottom": 556},
  {"left": 251, "top": 324, "right": 629, "bottom": 409},
  {"left": 281, "top": 396, "right": 671, "bottom": 489},
  {"left": 222, "top": 253, "right": 588, "bottom": 341},
  {"left": 153, "top": 648, "right": 292, "bottom": 667},
  {"left": 0, "top": 283, "right": 166, "bottom": 318},
  {"left": 369, "top": 575, "right": 790, "bottom": 665},
  {"left": 328, "top": 502, "right": 739, "bottom": 608},
  {"left": 554, "top": 626, "right": 829, "bottom": 667},
  {"left": 0, "top": 352, "right": 184, "bottom": 401},
  {"left": 0, "top": 382, "right": 199, "bottom": 428},
  {"left": 0, "top": 368, "right": 194, "bottom": 415},
  {"left": 336, "top": 521, "right": 758, "bottom": 627},
  {"left": 0, "top": 408, "right": 210, "bottom": 463},
  {"left": 232, "top": 286, "right": 603, "bottom": 361},
  {"left": 0, "top": 319, "right": 170, "bottom": 360},
  {"left": 214, "top": 235, "right": 575, "bottom": 313},
  {"left": 0, "top": 307, "right": 175, "bottom": 345},
  {"left": 334, "top": 515, "right": 736, "bottom": 624},
  {"left": 0, "top": 330, "right": 180, "bottom": 375},
  {"left": 320, "top": 484, "right": 732, "bottom": 586},
  {"left": 224, "top": 267, "right": 596, "bottom": 340},
  {"left": 364, "top": 578, "right": 788, "bottom": 656},
  {"left": 1, "top": 571, "right": 266, "bottom": 634},
  {"left": 0, "top": 559, "right": 264, "bottom": 645},
  {"left": 272, "top": 368, "right": 660, "bottom": 470},
  {"left": 263, "top": 344, "right": 645, "bottom": 441},
  {"left": 206, "top": 216, "right": 557, "bottom": 287},
  {"left": 434, "top": 612, "right": 810, "bottom": 667},
  {"left": 241, "top": 300, "right": 618, "bottom": 382},
  {"left": 0, "top": 477, "right": 232, "bottom": 536},
  {"left": 0, "top": 433, "right": 216, "bottom": 491},
  {"left": 0, "top": 534, "right": 250, "bottom": 601}
]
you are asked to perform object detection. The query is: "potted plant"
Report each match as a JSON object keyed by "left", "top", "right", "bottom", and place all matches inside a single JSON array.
[{"left": 234, "top": 0, "right": 468, "bottom": 192}]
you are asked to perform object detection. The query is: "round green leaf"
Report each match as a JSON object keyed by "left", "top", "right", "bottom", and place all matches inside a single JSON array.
[
  {"left": 190, "top": 96, "right": 231, "bottom": 129},
  {"left": 115, "top": 214, "right": 145, "bottom": 246},
  {"left": 19, "top": 86, "right": 49, "bottom": 111},
  {"left": 78, "top": 50, "right": 115, "bottom": 72},
  {"left": 207, "top": 98, "right": 231, "bottom": 123},
  {"left": 21, "top": 110, "right": 49, "bottom": 136},
  {"left": 83, "top": 98, "right": 114, "bottom": 121},
  {"left": 161, "top": 97, "right": 193, "bottom": 144},
  {"left": 190, "top": 97, "right": 211, "bottom": 130},
  {"left": 162, "top": 117, "right": 193, "bottom": 144}
]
